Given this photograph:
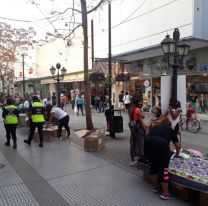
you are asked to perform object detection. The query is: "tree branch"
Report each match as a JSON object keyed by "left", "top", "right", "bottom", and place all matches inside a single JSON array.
[
  {"left": 64, "top": 24, "right": 83, "bottom": 40},
  {"left": 87, "top": 0, "right": 105, "bottom": 14},
  {"left": 57, "top": 7, "right": 82, "bottom": 15}
]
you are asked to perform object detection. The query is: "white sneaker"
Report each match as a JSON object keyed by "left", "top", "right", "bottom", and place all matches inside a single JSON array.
[{"left": 129, "top": 161, "right": 137, "bottom": 167}]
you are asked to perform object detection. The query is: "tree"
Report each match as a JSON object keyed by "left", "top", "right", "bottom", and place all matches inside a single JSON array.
[
  {"left": 30, "top": 0, "right": 106, "bottom": 130},
  {"left": 80, "top": 0, "right": 105, "bottom": 130},
  {"left": 0, "top": 22, "right": 36, "bottom": 96}
]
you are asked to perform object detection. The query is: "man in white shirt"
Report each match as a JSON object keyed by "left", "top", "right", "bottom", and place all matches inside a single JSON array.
[
  {"left": 23, "top": 98, "right": 30, "bottom": 113},
  {"left": 46, "top": 104, "right": 70, "bottom": 138},
  {"left": 123, "top": 92, "right": 131, "bottom": 113}
]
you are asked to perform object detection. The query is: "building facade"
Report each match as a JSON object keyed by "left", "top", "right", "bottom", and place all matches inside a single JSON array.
[{"left": 90, "top": 0, "right": 208, "bottom": 113}]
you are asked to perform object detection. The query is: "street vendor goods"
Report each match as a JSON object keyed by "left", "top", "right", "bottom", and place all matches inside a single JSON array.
[{"left": 169, "top": 149, "right": 208, "bottom": 184}]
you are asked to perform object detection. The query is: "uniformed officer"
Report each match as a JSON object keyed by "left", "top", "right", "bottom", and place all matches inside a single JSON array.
[
  {"left": 2, "top": 98, "right": 19, "bottom": 149},
  {"left": 24, "top": 96, "right": 45, "bottom": 147}
]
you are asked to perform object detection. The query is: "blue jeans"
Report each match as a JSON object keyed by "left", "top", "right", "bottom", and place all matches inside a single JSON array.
[{"left": 99, "top": 101, "right": 104, "bottom": 112}]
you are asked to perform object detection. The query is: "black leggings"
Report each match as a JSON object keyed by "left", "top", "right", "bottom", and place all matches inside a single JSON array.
[
  {"left": 77, "top": 104, "right": 84, "bottom": 115},
  {"left": 58, "top": 115, "right": 70, "bottom": 137},
  {"left": 144, "top": 137, "right": 170, "bottom": 183}
]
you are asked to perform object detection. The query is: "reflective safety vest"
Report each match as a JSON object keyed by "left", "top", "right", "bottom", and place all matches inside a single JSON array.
[
  {"left": 4, "top": 105, "right": 18, "bottom": 124},
  {"left": 31, "top": 102, "right": 45, "bottom": 123}
]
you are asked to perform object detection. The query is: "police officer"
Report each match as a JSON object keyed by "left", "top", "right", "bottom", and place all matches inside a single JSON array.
[
  {"left": 24, "top": 96, "right": 45, "bottom": 147},
  {"left": 2, "top": 98, "right": 19, "bottom": 149}
]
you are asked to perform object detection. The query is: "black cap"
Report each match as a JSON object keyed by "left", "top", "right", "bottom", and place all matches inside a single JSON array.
[
  {"left": 133, "top": 98, "right": 140, "bottom": 106},
  {"left": 32, "top": 96, "right": 39, "bottom": 102},
  {"left": 7, "top": 98, "right": 13, "bottom": 105}
]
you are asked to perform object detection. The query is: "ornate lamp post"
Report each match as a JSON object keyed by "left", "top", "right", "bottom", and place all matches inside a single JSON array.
[
  {"left": 161, "top": 28, "right": 190, "bottom": 102},
  {"left": 49, "top": 63, "right": 67, "bottom": 107}
]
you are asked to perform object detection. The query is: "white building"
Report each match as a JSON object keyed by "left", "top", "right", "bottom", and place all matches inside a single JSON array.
[
  {"left": 90, "top": 0, "right": 208, "bottom": 112},
  {"left": 30, "top": 0, "right": 208, "bottom": 113}
]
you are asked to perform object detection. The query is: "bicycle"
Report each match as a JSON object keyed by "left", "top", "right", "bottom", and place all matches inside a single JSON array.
[{"left": 179, "top": 112, "right": 201, "bottom": 133}]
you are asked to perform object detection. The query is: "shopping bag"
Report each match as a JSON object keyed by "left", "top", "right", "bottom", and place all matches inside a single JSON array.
[{"left": 74, "top": 105, "right": 78, "bottom": 113}]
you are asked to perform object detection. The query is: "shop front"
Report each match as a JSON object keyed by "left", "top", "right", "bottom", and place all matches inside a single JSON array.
[
  {"left": 186, "top": 75, "right": 208, "bottom": 114},
  {"left": 112, "top": 38, "right": 208, "bottom": 115}
]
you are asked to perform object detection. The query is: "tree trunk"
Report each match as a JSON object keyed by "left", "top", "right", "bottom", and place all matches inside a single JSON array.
[{"left": 81, "top": 0, "right": 94, "bottom": 130}]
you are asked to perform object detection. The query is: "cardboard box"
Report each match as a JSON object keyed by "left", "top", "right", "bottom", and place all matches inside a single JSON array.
[
  {"left": 44, "top": 127, "right": 66, "bottom": 141},
  {"left": 28, "top": 126, "right": 66, "bottom": 142},
  {"left": 169, "top": 183, "right": 190, "bottom": 201},
  {"left": 84, "top": 133, "right": 105, "bottom": 152},
  {"left": 75, "top": 129, "right": 91, "bottom": 138},
  {"left": 43, "top": 128, "right": 57, "bottom": 141}
]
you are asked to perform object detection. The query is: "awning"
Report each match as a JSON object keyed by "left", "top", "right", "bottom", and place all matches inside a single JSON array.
[
  {"left": 41, "top": 72, "right": 84, "bottom": 84},
  {"left": 112, "top": 37, "right": 208, "bottom": 62}
]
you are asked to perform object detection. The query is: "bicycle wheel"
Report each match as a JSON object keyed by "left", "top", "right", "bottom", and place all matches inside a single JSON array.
[{"left": 187, "top": 118, "right": 200, "bottom": 133}]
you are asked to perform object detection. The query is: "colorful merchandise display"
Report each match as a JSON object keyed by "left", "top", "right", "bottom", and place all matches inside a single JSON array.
[{"left": 169, "top": 149, "right": 208, "bottom": 192}]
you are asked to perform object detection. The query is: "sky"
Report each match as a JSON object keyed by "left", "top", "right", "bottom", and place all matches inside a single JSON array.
[{"left": 0, "top": 0, "right": 82, "bottom": 40}]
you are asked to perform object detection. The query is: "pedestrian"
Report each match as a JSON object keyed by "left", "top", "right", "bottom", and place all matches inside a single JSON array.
[
  {"left": 24, "top": 96, "right": 45, "bottom": 147},
  {"left": 94, "top": 94, "right": 100, "bottom": 111},
  {"left": 70, "top": 90, "right": 76, "bottom": 110},
  {"left": 91, "top": 88, "right": 97, "bottom": 108},
  {"left": 128, "top": 98, "right": 147, "bottom": 166},
  {"left": 118, "top": 90, "right": 124, "bottom": 112},
  {"left": 167, "top": 100, "right": 182, "bottom": 135},
  {"left": 46, "top": 104, "right": 70, "bottom": 138},
  {"left": 52, "top": 92, "right": 56, "bottom": 106},
  {"left": 98, "top": 92, "right": 105, "bottom": 113},
  {"left": 2, "top": 98, "right": 20, "bottom": 149},
  {"left": 123, "top": 92, "right": 131, "bottom": 113},
  {"left": 23, "top": 97, "right": 30, "bottom": 113},
  {"left": 76, "top": 94, "right": 84, "bottom": 116},
  {"left": 144, "top": 117, "right": 180, "bottom": 200},
  {"left": 18, "top": 99, "right": 25, "bottom": 114}
]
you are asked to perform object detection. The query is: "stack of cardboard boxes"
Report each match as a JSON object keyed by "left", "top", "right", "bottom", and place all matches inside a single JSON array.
[{"left": 30, "top": 126, "right": 66, "bottom": 142}]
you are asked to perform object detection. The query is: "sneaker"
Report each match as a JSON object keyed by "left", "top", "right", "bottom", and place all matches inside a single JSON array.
[
  {"left": 5, "top": 142, "right": 10, "bottom": 147},
  {"left": 153, "top": 186, "right": 160, "bottom": 193},
  {"left": 160, "top": 192, "right": 174, "bottom": 200},
  {"left": 13, "top": 143, "right": 17, "bottom": 149},
  {"left": 24, "top": 139, "right": 31, "bottom": 146},
  {"left": 129, "top": 161, "right": 137, "bottom": 167},
  {"left": 38, "top": 143, "right": 43, "bottom": 148}
]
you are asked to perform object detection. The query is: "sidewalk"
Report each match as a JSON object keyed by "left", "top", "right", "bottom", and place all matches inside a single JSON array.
[{"left": 0, "top": 109, "right": 189, "bottom": 206}]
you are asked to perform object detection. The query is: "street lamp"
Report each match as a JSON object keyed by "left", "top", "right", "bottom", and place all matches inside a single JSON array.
[
  {"left": 49, "top": 63, "right": 67, "bottom": 107},
  {"left": 161, "top": 28, "right": 190, "bottom": 102}
]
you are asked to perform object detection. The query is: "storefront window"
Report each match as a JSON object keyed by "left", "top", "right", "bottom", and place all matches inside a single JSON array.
[{"left": 186, "top": 75, "right": 208, "bottom": 114}]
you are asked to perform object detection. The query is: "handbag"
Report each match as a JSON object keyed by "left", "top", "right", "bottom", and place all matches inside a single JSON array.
[{"left": 74, "top": 105, "right": 78, "bottom": 113}]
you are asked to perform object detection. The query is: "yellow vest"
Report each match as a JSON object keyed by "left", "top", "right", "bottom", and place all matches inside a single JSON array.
[
  {"left": 31, "top": 102, "right": 45, "bottom": 123},
  {"left": 4, "top": 105, "right": 18, "bottom": 124}
]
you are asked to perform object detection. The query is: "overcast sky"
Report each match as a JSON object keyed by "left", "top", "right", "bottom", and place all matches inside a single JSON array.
[{"left": 0, "top": 0, "right": 81, "bottom": 40}]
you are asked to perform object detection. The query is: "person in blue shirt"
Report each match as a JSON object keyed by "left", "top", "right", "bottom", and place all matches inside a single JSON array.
[{"left": 76, "top": 94, "right": 84, "bottom": 116}]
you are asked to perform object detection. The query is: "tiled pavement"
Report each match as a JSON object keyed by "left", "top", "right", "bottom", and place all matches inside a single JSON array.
[{"left": 0, "top": 108, "right": 192, "bottom": 206}]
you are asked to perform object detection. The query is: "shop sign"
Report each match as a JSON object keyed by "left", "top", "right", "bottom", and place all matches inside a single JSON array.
[{"left": 200, "top": 63, "right": 208, "bottom": 71}]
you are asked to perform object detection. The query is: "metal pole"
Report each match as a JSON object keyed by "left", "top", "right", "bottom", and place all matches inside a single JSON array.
[
  {"left": 22, "top": 54, "right": 25, "bottom": 97},
  {"left": 57, "top": 68, "right": 60, "bottom": 107},
  {"left": 91, "top": 19, "right": 94, "bottom": 70},
  {"left": 172, "top": 63, "right": 177, "bottom": 102},
  {"left": 108, "top": 1, "right": 115, "bottom": 138},
  {"left": 171, "top": 29, "right": 180, "bottom": 103}
]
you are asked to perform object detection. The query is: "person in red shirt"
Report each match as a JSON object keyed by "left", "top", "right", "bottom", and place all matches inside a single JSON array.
[{"left": 129, "top": 98, "right": 147, "bottom": 166}]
